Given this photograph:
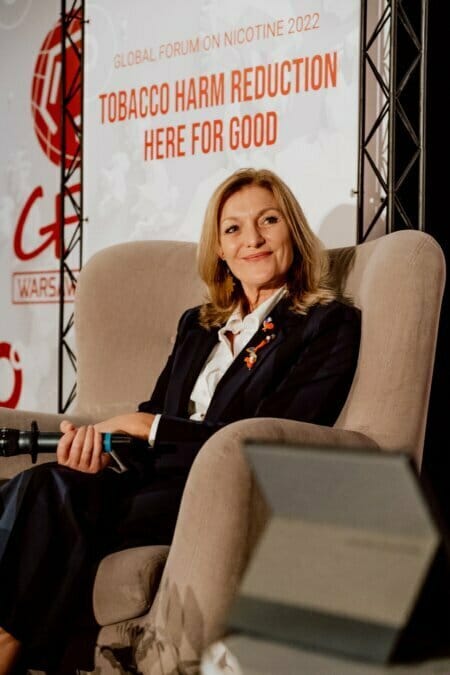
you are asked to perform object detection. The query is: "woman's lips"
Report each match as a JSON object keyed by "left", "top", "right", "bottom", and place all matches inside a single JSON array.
[{"left": 242, "top": 252, "right": 272, "bottom": 261}]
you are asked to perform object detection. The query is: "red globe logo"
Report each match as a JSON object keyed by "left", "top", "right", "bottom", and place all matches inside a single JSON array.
[
  {"left": 0, "top": 343, "right": 22, "bottom": 409},
  {"left": 31, "top": 16, "right": 82, "bottom": 167}
]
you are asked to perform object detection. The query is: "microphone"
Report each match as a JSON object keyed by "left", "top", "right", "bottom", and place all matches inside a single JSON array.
[{"left": 0, "top": 421, "right": 135, "bottom": 464}]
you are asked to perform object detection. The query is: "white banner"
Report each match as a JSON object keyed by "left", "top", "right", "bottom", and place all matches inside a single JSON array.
[{"left": 84, "top": 0, "right": 360, "bottom": 260}]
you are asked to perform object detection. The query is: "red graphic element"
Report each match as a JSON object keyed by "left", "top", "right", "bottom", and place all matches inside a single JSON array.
[
  {"left": 0, "top": 343, "right": 23, "bottom": 409},
  {"left": 31, "top": 15, "right": 82, "bottom": 167},
  {"left": 244, "top": 333, "right": 276, "bottom": 370},
  {"left": 14, "top": 183, "right": 81, "bottom": 260}
]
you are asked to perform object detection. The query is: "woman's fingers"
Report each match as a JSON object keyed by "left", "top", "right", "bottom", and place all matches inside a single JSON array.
[
  {"left": 67, "top": 425, "right": 88, "bottom": 468},
  {"left": 60, "top": 419, "right": 76, "bottom": 433},
  {"left": 79, "top": 425, "right": 95, "bottom": 470},
  {"left": 56, "top": 428, "right": 77, "bottom": 464},
  {"left": 88, "top": 427, "right": 105, "bottom": 472},
  {"left": 57, "top": 426, "right": 109, "bottom": 473}
]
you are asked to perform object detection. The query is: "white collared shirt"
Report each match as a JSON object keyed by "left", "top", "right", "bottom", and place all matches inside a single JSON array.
[
  {"left": 189, "top": 286, "right": 286, "bottom": 421},
  {"left": 148, "top": 287, "right": 286, "bottom": 444}
]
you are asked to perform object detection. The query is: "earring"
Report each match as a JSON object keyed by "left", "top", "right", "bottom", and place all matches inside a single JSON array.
[{"left": 224, "top": 266, "right": 235, "bottom": 296}]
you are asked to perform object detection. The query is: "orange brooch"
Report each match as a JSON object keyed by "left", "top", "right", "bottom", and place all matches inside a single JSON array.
[
  {"left": 262, "top": 317, "right": 274, "bottom": 332},
  {"left": 244, "top": 318, "right": 276, "bottom": 370}
]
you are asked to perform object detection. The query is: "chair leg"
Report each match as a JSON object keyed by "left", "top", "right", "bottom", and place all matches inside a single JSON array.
[{"left": 0, "top": 627, "right": 21, "bottom": 675}]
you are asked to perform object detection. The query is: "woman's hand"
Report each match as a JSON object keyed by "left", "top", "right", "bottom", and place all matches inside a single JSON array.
[
  {"left": 56, "top": 413, "right": 155, "bottom": 473},
  {"left": 57, "top": 422, "right": 111, "bottom": 473},
  {"left": 93, "top": 413, "right": 155, "bottom": 439}
]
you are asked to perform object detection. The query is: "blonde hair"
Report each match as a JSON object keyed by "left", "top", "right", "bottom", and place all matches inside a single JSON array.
[{"left": 197, "top": 168, "right": 335, "bottom": 328}]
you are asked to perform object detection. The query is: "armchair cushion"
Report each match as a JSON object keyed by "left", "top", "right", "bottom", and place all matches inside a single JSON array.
[{"left": 93, "top": 545, "right": 169, "bottom": 626}]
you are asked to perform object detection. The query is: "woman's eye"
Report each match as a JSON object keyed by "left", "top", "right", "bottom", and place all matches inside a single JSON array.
[
  {"left": 261, "top": 215, "right": 279, "bottom": 226},
  {"left": 224, "top": 224, "right": 239, "bottom": 234}
]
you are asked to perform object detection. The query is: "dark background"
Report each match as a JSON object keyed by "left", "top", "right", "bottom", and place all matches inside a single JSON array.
[{"left": 422, "top": 2, "right": 449, "bottom": 524}]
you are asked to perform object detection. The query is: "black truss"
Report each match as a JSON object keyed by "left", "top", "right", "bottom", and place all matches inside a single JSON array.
[
  {"left": 58, "top": 0, "right": 84, "bottom": 413},
  {"left": 357, "top": 0, "right": 428, "bottom": 241}
]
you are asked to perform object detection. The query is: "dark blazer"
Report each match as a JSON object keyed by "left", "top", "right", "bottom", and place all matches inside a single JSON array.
[{"left": 138, "top": 298, "right": 361, "bottom": 471}]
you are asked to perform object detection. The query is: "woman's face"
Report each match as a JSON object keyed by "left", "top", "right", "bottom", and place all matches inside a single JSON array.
[{"left": 218, "top": 184, "right": 294, "bottom": 301}]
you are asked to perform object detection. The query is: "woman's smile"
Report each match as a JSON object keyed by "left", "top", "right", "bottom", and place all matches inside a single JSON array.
[{"left": 242, "top": 251, "right": 272, "bottom": 261}]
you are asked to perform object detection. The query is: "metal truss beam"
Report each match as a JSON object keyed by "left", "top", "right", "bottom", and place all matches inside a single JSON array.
[
  {"left": 59, "top": 0, "right": 84, "bottom": 413},
  {"left": 357, "top": 0, "right": 428, "bottom": 241}
]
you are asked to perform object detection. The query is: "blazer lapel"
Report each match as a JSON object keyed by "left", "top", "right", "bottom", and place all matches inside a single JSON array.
[
  {"left": 164, "top": 325, "right": 219, "bottom": 416},
  {"left": 206, "top": 298, "right": 303, "bottom": 419}
]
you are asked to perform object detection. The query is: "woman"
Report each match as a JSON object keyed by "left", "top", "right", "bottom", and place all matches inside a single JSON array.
[{"left": 0, "top": 168, "right": 361, "bottom": 672}]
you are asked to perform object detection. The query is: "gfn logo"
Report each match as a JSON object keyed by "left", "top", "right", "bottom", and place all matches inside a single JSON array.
[
  {"left": 0, "top": 343, "right": 22, "bottom": 409},
  {"left": 31, "top": 14, "right": 81, "bottom": 167},
  {"left": 13, "top": 14, "right": 81, "bottom": 303}
]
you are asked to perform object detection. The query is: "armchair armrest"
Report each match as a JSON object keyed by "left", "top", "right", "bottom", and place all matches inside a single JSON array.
[
  {"left": 93, "top": 545, "right": 169, "bottom": 626},
  {"left": 215, "top": 417, "right": 379, "bottom": 453}
]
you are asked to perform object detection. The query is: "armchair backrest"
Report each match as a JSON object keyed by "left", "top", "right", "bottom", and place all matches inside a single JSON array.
[
  {"left": 74, "top": 231, "right": 445, "bottom": 468},
  {"left": 74, "top": 240, "right": 202, "bottom": 420},
  {"left": 332, "top": 230, "right": 445, "bottom": 467}
]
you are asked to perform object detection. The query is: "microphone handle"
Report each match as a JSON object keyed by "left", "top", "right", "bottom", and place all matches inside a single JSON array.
[
  {"left": 0, "top": 427, "right": 134, "bottom": 458},
  {"left": 23, "top": 431, "right": 134, "bottom": 453},
  {"left": 18, "top": 431, "right": 61, "bottom": 452}
]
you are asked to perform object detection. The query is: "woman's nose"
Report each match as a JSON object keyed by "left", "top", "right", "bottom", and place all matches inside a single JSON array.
[{"left": 244, "top": 222, "right": 265, "bottom": 247}]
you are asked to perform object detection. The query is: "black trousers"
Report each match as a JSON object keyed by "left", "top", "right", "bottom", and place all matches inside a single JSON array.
[{"left": 0, "top": 454, "right": 187, "bottom": 670}]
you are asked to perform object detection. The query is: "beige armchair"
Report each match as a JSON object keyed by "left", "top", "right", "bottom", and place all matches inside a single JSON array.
[{"left": 0, "top": 231, "right": 445, "bottom": 674}]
